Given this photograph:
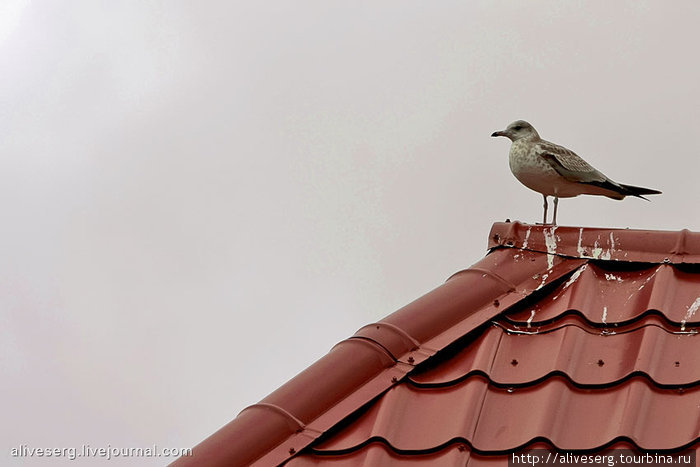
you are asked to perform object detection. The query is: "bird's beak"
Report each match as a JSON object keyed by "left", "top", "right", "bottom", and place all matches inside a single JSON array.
[{"left": 491, "top": 130, "right": 505, "bottom": 137}]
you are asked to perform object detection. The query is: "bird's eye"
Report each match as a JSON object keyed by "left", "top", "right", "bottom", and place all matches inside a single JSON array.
[{"left": 513, "top": 126, "right": 522, "bottom": 131}]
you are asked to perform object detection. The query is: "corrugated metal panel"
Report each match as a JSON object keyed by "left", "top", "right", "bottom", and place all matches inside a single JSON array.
[
  {"left": 173, "top": 223, "right": 700, "bottom": 466},
  {"left": 310, "top": 376, "right": 700, "bottom": 452},
  {"left": 505, "top": 263, "right": 700, "bottom": 327},
  {"left": 409, "top": 323, "right": 700, "bottom": 387},
  {"left": 287, "top": 225, "right": 700, "bottom": 464},
  {"left": 289, "top": 443, "right": 700, "bottom": 466},
  {"left": 287, "top": 442, "right": 503, "bottom": 466}
]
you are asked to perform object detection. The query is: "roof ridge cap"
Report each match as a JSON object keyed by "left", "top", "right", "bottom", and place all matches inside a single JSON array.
[{"left": 489, "top": 222, "right": 700, "bottom": 264}]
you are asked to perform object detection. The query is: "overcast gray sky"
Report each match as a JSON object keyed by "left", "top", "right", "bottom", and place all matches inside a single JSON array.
[{"left": 2, "top": 1, "right": 699, "bottom": 465}]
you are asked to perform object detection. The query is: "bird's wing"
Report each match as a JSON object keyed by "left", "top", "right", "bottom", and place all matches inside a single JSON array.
[{"left": 535, "top": 141, "right": 607, "bottom": 183}]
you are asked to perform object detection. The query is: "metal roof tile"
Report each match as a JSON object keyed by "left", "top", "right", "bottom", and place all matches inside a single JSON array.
[
  {"left": 505, "top": 263, "right": 700, "bottom": 328},
  {"left": 287, "top": 442, "right": 500, "bottom": 466},
  {"left": 173, "top": 223, "right": 700, "bottom": 466},
  {"left": 290, "top": 443, "right": 700, "bottom": 466},
  {"left": 312, "top": 376, "right": 700, "bottom": 453},
  {"left": 409, "top": 323, "right": 700, "bottom": 388}
]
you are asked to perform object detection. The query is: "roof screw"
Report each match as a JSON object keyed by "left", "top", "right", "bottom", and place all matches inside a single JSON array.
[
  {"left": 507, "top": 387, "right": 514, "bottom": 393},
  {"left": 678, "top": 388, "right": 685, "bottom": 395},
  {"left": 407, "top": 356, "right": 415, "bottom": 364},
  {"left": 391, "top": 376, "right": 398, "bottom": 383},
  {"left": 493, "top": 299, "right": 500, "bottom": 307},
  {"left": 289, "top": 447, "right": 296, "bottom": 455},
  {"left": 674, "top": 361, "right": 680, "bottom": 367},
  {"left": 597, "top": 359, "right": 605, "bottom": 367},
  {"left": 505, "top": 218, "right": 511, "bottom": 223},
  {"left": 458, "top": 445, "right": 467, "bottom": 452},
  {"left": 663, "top": 257, "right": 670, "bottom": 263},
  {"left": 510, "top": 359, "right": 518, "bottom": 366},
  {"left": 493, "top": 234, "right": 501, "bottom": 243},
  {"left": 506, "top": 240, "right": 514, "bottom": 246},
  {"left": 532, "top": 273, "right": 540, "bottom": 280}
]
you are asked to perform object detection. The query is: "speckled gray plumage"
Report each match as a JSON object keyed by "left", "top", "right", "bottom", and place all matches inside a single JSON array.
[{"left": 492, "top": 120, "right": 661, "bottom": 224}]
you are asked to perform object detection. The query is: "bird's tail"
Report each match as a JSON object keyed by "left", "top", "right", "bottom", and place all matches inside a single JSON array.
[
  {"left": 585, "top": 180, "right": 662, "bottom": 201},
  {"left": 619, "top": 183, "right": 662, "bottom": 201}
]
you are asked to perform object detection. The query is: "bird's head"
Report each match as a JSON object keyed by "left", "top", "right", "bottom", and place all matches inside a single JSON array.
[{"left": 491, "top": 120, "right": 539, "bottom": 141}]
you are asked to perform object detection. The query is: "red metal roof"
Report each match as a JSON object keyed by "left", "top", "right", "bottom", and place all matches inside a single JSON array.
[
  {"left": 172, "top": 222, "right": 700, "bottom": 466},
  {"left": 310, "top": 377, "right": 699, "bottom": 451}
]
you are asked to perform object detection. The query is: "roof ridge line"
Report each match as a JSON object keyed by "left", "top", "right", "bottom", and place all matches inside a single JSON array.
[{"left": 489, "top": 222, "right": 700, "bottom": 264}]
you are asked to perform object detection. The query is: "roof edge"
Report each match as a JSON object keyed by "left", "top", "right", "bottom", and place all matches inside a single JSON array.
[{"left": 172, "top": 246, "right": 585, "bottom": 466}]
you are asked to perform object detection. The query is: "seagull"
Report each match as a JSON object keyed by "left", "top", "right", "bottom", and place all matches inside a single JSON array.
[{"left": 491, "top": 120, "right": 661, "bottom": 225}]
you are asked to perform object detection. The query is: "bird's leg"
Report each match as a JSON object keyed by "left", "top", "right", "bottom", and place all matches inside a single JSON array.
[
  {"left": 552, "top": 197, "right": 559, "bottom": 226},
  {"left": 542, "top": 195, "right": 549, "bottom": 224}
]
